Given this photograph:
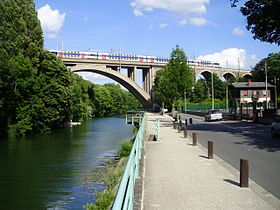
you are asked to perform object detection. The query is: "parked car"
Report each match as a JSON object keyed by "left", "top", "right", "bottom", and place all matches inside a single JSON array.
[
  {"left": 271, "top": 118, "right": 280, "bottom": 138},
  {"left": 205, "top": 110, "right": 223, "bottom": 121}
]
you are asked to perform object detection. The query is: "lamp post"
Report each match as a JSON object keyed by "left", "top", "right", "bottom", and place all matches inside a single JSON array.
[
  {"left": 265, "top": 61, "right": 268, "bottom": 109},
  {"left": 184, "top": 90, "right": 186, "bottom": 113},
  {"left": 211, "top": 72, "right": 214, "bottom": 110},
  {"left": 275, "top": 76, "right": 278, "bottom": 109},
  {"left": 226, "top": 83, "right": 229, "bottom": 112}
]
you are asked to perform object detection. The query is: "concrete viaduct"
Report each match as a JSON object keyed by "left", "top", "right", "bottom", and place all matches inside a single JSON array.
[{"left": 62, "top": 57, "right": 252, "bottom": 109}]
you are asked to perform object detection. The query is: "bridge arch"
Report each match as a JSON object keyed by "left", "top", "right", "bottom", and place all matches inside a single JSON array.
[
  {"left": 196, "top": 70, "right": 212, "bottom": 81},
  {"left": 70, "top": 64, "right": 152, "bottom": 109},
  {"left": 242, "top": 73, "right": 252, "bottom": 80},
  {"left": 222, "top": 72, "right": 236, "bottom": 81}
]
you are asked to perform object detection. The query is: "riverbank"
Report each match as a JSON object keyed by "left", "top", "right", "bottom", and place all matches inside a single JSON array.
[{"left": 85, "top": 140, "right": 134, "bottom": 209}]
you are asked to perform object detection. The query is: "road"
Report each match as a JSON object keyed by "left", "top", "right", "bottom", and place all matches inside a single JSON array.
[{"left": 180, "top": 113, "right": 280, "bottom": 199}]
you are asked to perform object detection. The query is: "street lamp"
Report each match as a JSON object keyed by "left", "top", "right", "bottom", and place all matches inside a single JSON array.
[
  {"left": 184, "top": 90, "right": 186, "bottom": 113},
  {"left": 265, "top": 61, "right": 268, "bottom": 109},
  {"left": 211, "top": 72, "right": 214, "bottom": 110},
  {"left": 275, "top": 76, "right": 278, "bottom": 109}
]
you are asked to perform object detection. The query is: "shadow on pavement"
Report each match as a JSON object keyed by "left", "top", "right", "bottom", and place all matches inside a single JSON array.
[
  {"left": 223, "top": 179, "right": 240, "bottom": 187},
  {"left": 187, "top": 121, "right": 280, "bottom": 152}
]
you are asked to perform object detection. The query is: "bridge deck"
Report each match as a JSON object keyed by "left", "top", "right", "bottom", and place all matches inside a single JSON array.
[{"left": 136, "top": 113, "right": 276, "bottom": 209}]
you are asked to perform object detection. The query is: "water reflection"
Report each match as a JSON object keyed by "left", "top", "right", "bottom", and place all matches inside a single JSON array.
[{"left": 0, "top": 116, "right": 133, "bottom": 209}]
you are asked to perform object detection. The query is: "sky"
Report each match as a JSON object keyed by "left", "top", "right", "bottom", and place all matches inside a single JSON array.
[{"left": 34, "top": 0, "right": 279, "bottom": 85}]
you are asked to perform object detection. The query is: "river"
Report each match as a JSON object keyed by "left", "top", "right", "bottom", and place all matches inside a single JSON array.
[{"left": 0, "top": 116, "right": 134, "bottom": 209}]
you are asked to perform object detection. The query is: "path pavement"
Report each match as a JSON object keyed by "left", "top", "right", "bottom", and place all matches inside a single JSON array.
[{"left": 138, "top": 112, "right": 280, "bottom": 210}]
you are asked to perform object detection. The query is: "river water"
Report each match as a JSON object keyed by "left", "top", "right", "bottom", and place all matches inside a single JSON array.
[{"left": 0, "top": 116, "right": 134, "bottom": 209}]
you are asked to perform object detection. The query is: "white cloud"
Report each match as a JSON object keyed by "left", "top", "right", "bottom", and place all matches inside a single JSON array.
[
  {"left": 189, "top": 18, "right": 209, "bottom": 26},
  {"left": 159, "top": 23, "right": 169, "bottom": 28},
  {"left": 233, "top": 27, "right": 245, "bottom": 36},
  {"left": 178, "top": 19, "right": 188, "bottom": 25},
  {"left": 37, "top": 4, "right": 66, "bottom": 39},
  {"left": 131, "top": 0, "right": 209, "bottom": 17},
  {"left": 198, "top": 48, "right": 259, "bottom": 69},
  {"left": 134, "top": 9, "right": 144, "bottom": 16}
]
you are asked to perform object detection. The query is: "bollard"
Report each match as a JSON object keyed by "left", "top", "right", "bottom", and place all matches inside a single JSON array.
[
  {"left": 178, "top": 123, "right": 181, "bottom": 133},
  {"left": 185, "top": 119, "right": 188, "bottom": 127},
  {"left": 189, "top": 118, "right": 193, "bottom": 124},
  {"left": 179, "top": 120, "right": 182, "bottom": 128},
  {"left": 173, "top": 121, "right": 176, "bottom": 129},
  {"left": 184, "top": 127, "right": 188, "bottom": 138},
  {"left": 240, "top": 159, "right": 249, "bottom": 187},
  {"left": 208, "top": 141, "right": 213, "bottom": 159},
  {"left": 192, "top": 133, "right": 197, "bottom": 146}
]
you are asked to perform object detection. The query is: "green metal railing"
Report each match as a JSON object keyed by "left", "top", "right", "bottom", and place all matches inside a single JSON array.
[
  {"left": 112, "top": 113, "right": 147, "bottom": 210},
  {"left": 185, "top": 103, "right": 227, "bottom": 112}
]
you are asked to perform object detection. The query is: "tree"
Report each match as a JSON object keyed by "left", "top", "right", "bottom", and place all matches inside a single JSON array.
[
  {"left": 192, "top": 79, "right": 207, "bottom": 103},
  {"left": 231, "top": 0, "right": 280, "bottom": 45},
  {"left": 154, "top": 45, "right": 194, "bottom": 109},
  {"left": 251, "top": 52, "right": 280, "bottom": 96},
  {"left": 0, "top": 0, "right": 73, "bottom": 135},
  {"left": 0, "top": 0, "right": 44, "bottom": 136}
]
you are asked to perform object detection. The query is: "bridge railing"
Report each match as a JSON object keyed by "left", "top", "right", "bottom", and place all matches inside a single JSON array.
[
  {"left": 185, "top": 103, "right": 227, "bottom": 112},
  {"left": 112, "top": 113, "right": 147, "bottom": 210}
]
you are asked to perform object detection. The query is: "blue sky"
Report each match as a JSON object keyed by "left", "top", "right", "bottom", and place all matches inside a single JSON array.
[{"left": 34, "top": 0, "right": 279, "bottom": 85}]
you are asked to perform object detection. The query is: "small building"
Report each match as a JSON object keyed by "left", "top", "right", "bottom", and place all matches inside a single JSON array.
[{"left": 229, "top": 81, "right": 276, "bottom": 119}]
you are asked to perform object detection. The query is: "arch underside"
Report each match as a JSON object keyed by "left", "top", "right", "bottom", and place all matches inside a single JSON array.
[
  {"left": 197, "top": 70, "right": 251, "bottom": 81},
  {"left": 73, "top": 68, "right": 152, "bottom": 109}
]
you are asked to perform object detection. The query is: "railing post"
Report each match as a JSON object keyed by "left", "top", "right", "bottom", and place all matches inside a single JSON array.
[
  {"left": 240, "top": 159, "right": 249, "bottom": 187},
  {"left": 208, "top": 141, "right": 213, "bottom": 159},
  {"left": 192, "top": 133, "right": 197, "bottom": 146}
]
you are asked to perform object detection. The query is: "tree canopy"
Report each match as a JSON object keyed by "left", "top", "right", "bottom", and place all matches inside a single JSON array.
[
  {"left": 154, "top": 45, "right": 194, "bottom": 109},
  {"left": 0, "top": 0, "right": 142, "bottom": 137},
  {"left": 231, "top": 0, "right": 280, "bottom": 45}
]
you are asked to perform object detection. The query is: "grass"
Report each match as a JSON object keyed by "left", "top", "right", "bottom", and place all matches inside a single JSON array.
[
  {"left": 117, "top": 140, "right": 133, "bottom": 158},
  {"left": 85, "top": 141, "right": 132, "bottom": 210}
]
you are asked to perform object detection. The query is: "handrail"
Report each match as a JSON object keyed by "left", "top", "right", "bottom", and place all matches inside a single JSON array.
[{"left": 112, "top": 113, "right": 147, "bottom": 210}]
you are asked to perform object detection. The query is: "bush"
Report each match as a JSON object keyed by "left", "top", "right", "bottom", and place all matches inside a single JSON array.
[
  {"left": 117, "top": 140, "right": 133, "bottom": 157},
  {"left": 85, "top": 190, "right": 114, "bottom": 210}
]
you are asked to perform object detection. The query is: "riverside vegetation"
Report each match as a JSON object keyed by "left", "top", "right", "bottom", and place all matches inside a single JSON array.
[
  {"left": 0, "top": 0, "right": 141, "bottom": 137},
  {"left": 85, "top": 140, "right": 133, "bottom": 209}
]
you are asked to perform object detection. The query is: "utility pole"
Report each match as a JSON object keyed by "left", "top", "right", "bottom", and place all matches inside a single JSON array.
[
  {"left": 119, "top": 45, "right": 122, "bottom": 72},
  {"left": 265, "top": 61, "right": 268, "bottom": 109},
  {"left": 275, "top": 76, "right": 277, "bottom": 109},
  {"left": 226, "top": 84, "right": 229, "bottom": 112},
  {"left": 184, "top": 90, "right": 186, "bottom": 113},
  {"left": 212, "top": 72, "right": 214, "bottom": 110},
  {"left": 238, "top": 57, "right": 240, "bottom": 78}
]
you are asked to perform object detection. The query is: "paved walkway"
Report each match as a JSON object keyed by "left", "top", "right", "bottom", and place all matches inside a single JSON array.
[{"left": 139, "top": 113, "right": 279, "bottom": 210}]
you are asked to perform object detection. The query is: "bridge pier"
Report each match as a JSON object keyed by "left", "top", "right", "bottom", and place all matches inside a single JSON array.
[{"left": 128, "top": 67, "right": 136, "bottom": 82}]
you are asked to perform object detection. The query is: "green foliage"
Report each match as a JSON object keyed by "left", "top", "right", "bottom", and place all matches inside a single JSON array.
[
  {"left": 231, "top": 0, "right": 280, "bottom": 45},
  {"left": 0, "top": 0, "right": 142, "bottom": 137},
  {"left": 85, "top": 158, "right": 127, "bottom": 210},
  {"left": 251, "top": 53, "right": 280, "bottom": 96},
  {"left": 118, "top": 140, "right": 133, "bottom": 157},
  {"left": 85, "top": 190, "right": 115, "bottom": 210},
  {"left": 251, "top": 53, "right": 280, "bottom": 82},
  {"left": 154, "top": 45, "right": 194, "bottom": 108},
  {"left": 192, "top": 79, "right": 208, "bottom": 102},
  {"left": 70, "top": 74, "right": 95, "bottom": 122},
  {"left": 205, "top": 73, "right": 227, "bottom": 101}
]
